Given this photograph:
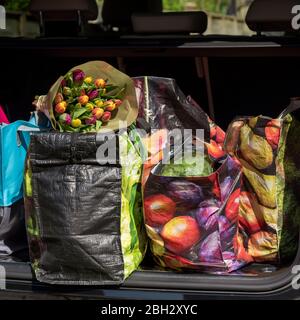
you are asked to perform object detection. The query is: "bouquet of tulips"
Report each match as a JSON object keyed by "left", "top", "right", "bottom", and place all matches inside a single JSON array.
[
  {"left": 34, "top": 61, "right": 139, "bottom": 133},
  {"left": 54, "top": 69, "right": 124, "bottom": 132}
]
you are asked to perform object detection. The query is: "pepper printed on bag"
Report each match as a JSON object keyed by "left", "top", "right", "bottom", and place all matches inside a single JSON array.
[{"left": 225, "top": 113, "right": 300, "bottom": 263}]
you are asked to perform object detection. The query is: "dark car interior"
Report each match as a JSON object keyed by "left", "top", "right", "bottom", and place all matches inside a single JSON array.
[{"left": 1, "top": 0, "right": 300, "bottom": 299}]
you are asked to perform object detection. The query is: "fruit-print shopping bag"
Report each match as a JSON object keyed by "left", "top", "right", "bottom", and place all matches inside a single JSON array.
[{"left": 143, "top": 143, "right": 253, "bottom": 272}]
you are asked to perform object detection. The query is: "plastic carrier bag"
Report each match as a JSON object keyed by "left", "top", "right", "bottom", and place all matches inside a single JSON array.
[
  {"left": 143, "top": 146, "right": 253, "bottom": 272},
  {"left": 225, "top": 98, "right": 300, "bottom": 263},
  {"left": 24, "top": 128, "right": 147, "bottom": 285},
  {"left": 0, "top": 116, "right": 41, "bottom": 256},
  {"left": 0, "top": 105, "right": 9, "bottom": 124},
  {"left": 138, "top": 77, "right": 252, "bottom": 272}
]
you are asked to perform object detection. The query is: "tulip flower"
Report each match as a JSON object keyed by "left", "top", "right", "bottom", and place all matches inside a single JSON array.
[
  {"left": 95, "top": 99, "right": 104, "bottom": 108},
  {"left": 72, "top": 69, "right": 85, "bottom": 85},
  {"left": 88, "top": 90, "right": 99, "bottom": 100},
  {"left": 63, "top": 87, "right": 72, "bottom": 96},
  {"left": 55, "top": 101, "right": 67, "bottom": 114},
  {"left": 95, "top": 78, "right": 106, "bottom": 88},
  {"left": 114, "top": 99, "right": 123, "bottom": 107},
  {"left": 61, "top": 79, "right": 67, "bottom": 87},
  {"left": 71, "top": 119, "right": 82, "bottom": 128},
  {"left": 92, "top": 107, "right": 104, "bottom": 119},
  {"left": 78, "top": 95, "right": 89, "bottom": 105},
  {"left": 54, "top": 70, "right": 123, "bottom": 131},
  {"left": 85, "top": 116, "right": 97, "bottom": 125},
  {"left": 86, "top": 103, "right": 94, "bottom": 111},
  {"left": 54, "top": 93, "right": 64, "bottom": 104},
  {"left": 84, "top": 76, "right": 93, "bottom": 84},
  {"left": 104, "top": 99, "right": 113, "bottom": 105},
  {"left": 59, "top": 113, "right": 72, "bottom": 125},
  {"left": 101, "top": 111, "right": 111, "bottom": 122},
  {"left": 104, "top": 100, "right": 116, "bottom": 112}
]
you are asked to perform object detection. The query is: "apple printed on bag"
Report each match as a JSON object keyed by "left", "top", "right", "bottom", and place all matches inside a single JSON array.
[
  {"left": 144, "top": 194, "right": 176, "bottom": 227},
  {"left": 160, "top": 216, "right": 201, "bottom": 255}
]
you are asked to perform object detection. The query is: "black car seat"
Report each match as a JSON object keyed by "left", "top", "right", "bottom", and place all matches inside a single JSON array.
[
  {"left": 30, "top": 0, "right": 98, "bottom": 36},
  {"left": 101, "top": 0, "right": 162, "bottom": 32},
  {"left": 246, "top": 0, "right": 300, "bottom": 34}
]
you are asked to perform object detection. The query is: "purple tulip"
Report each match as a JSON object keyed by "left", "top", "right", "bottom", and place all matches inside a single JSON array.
[
  {"left": 61, "top": 79, "right": 67, "bottom": 87},
  {"left": 85, "top": 116, "right": 97, "bottom": 125},
  {"left": 88, "top": 89, "right": 99, "bottom": 100},
  {"left": 59, "top": 113, "right": 72, "bottom": 125},
  {"left": 72, "top": 69, "right": 85, "bottom": 84}
]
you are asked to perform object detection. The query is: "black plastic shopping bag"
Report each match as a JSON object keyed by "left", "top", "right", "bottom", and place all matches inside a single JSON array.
[{"left": 24, "top": 130, "right": 146, "bottom": 285}]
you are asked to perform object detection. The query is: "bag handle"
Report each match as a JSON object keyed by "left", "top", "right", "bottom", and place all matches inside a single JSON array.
[
  {"left": 278, "top": 97, "right": 300, "bottom": 119},
  {"left": 16, "top": 125, "right": 41, "bottom": 147}
]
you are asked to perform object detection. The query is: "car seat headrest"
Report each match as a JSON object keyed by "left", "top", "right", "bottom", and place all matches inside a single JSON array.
[{"left": 246, "top": 0, "right": 300, "bottom": 33}]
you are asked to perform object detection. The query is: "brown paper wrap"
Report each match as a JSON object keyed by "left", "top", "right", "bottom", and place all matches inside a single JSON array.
[{"left": 33, "top": 61, "right": 138, "bottom": 132}]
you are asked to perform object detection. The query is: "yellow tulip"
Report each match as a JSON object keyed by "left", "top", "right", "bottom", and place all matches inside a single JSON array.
[
  {"left": 95, "top": 99, "right": 104, "bottom": 108},
  {"left": 95, "top": 78, "right": 106, "bottom": 88},
  {"left": 84, "top": 76, "right": 93, "bottom": 84},
  {"left": 86, "top": 103, "right": 94, "bottom": 111},
  {"left": 71, "top": 119, "right": 82, "bottom": 128}
]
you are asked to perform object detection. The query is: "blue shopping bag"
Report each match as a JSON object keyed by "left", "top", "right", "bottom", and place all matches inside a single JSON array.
[
  {"left": 0, "top": 112, "right": 49, "bottom": 256},
  {"left": 0, "top": 120, "right": 41, "bottom": 207}
]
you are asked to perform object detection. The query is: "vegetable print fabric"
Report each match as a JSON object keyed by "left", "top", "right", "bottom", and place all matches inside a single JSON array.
[
  {"left": 225, "top": 114, "right": 300, "bottom": 263},
  {"left": 143, "top": 119, "right": 254, "bottom": 273}
]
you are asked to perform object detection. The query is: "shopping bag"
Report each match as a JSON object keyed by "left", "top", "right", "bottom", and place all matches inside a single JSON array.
[
  {"left": 138, "top": 77, "right": 250, "bottom": 272},
  {"left": 225, "top": 98, "right": 300, "bottom": 263},
  {"left": 143, "top": 140, "right": 252, "bottom": 272},
  {"left": 24, "top": 129, "right": 147, "bottom": 285},
  {"left": 135, "top": 76, "right": 225, "bottom": 187},
  {"left": 0, "top": 105, "right": 9, "bottom": 124},
  {"left": 134, "top": 76, "right": 212, "bottom": 137},
  {"left": 0, "top": 119, "right": 41, "bottom": 256},
  {"left": 0, "top": 121, "right": 40, "bottom": 207},
  {"left": 0, "top": 199, "right": 27, "bottom": 256}
]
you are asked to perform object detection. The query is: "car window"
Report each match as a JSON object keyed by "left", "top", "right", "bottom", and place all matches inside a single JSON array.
[
  {"left": 163, "top": 0, "right": 254, "bottom": 35},
  {"left": 0, "top": 0, "right": 254, "bottom": 37}
]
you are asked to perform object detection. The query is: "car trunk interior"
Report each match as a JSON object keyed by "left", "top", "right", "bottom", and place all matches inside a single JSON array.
[{"left": 1, "top": 41, "right": 300, "bottom": 296}]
